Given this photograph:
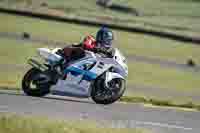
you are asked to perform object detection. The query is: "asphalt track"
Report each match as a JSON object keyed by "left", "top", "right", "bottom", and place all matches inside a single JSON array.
[{"left": 0, "top": 89, "right": 199, "bottom": 133}]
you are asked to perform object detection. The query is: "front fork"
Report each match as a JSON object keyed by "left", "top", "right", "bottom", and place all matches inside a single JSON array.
[
  {"left": 105, "top": 72, "right": 112, "bottom": 88},
  {"left": 105, "top": 72, "right": 125, "bottom": 88}
]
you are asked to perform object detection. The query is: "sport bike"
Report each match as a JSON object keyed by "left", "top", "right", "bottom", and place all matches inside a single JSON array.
[{"left": 22, "top": 47, "right": 128, "bottom": 104}]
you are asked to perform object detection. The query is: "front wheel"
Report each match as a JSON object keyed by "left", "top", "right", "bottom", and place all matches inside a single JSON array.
[
  {"left": 22, "top": 68, "right": 51, "bottom": 97},
  {"left": 91, "top": 77, "right": 126, "bottom": 105}
]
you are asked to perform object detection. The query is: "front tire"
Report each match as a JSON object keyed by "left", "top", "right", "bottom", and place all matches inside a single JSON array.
[
  {"left": 22, "top": 68, "right": 50, "bottom": 97},
  {"left": 91, "top": 77, "right": 126, "bottom": 105}
]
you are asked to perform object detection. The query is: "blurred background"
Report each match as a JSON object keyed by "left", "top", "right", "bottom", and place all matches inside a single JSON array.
[{"left": 0, "top": 0, "right": 200, "bottom": 105}]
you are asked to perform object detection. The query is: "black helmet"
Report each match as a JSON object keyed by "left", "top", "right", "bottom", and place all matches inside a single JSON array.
[{"left": 96, "top": 27, "right": 114, "bottom": 47}]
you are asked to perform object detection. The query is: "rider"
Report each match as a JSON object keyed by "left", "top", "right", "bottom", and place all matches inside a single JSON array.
[
  {"left": 57, "top": 26, "right": 115, "bottom": 64},
  {"left": 94, "top": 26, "right": 114, "bottom": 57}
]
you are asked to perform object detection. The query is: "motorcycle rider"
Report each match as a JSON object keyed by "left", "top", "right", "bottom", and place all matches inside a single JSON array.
[
  {"left": 57, "top": 26, "right": 115, "bottom": 64},
  {"left": 95, "top": 26, "right": 114, "bottom": 57}
]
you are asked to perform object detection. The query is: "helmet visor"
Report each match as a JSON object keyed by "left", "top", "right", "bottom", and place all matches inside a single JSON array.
[
  {"left": 103, "top": 31, "right": 113, "bottom": 40},
  {"left": 102, "top": 31, "right": 113, "bottom": 47}
]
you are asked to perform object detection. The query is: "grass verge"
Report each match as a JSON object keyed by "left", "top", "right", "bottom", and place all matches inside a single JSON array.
[
  {"left": 127, "top": 62, "right": 200, "bottom": 92},
  {"left": 120, "top": 96, "right": 200, "bottom": 111},
  {"left": 0, "top": 38, "right": 47, "bottom": 88},
  {"left": 1, "top": 0, "right": 200, "bottom": 33},
  {"left": 0, "top": 113, "right": 149, "bottom": 133},
  {"left": 0, "top": 38, "right": 46, "bottom": 64},
  {"left": 0, "top": 12, "right": 200, "bottom": 64}
]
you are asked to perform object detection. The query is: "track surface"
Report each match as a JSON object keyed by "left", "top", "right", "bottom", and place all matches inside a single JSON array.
[{"left": 0, "top": 90, "right": 200, "bottom": 133}]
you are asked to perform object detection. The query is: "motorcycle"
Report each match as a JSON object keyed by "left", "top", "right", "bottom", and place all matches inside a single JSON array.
[{"left": 22, "top": 47, "right": 128, "bottom": 104}]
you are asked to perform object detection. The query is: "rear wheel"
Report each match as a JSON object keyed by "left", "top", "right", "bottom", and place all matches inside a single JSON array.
[
  {"left": 91, "top": 76, "right": 126, "bottom": 105},
  {"left": 22, "top": 68, "right": 50, "bottom": 97}
]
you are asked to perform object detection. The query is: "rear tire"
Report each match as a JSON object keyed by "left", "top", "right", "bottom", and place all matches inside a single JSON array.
[
  {"left": 91, "top": 77, "right": 126, "bottom": 105},
  {"left": 22, "top": 68, "right": 50, "bottom": 97}
]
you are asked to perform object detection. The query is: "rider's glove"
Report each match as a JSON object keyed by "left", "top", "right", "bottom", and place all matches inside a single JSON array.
[{"left": 55, "top": 49, "right": 65, "bottom": 57}]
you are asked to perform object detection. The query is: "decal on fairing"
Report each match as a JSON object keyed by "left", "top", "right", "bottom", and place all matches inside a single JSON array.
[{"left": 64, "top": 66, "right": 97, "bottom": 81}]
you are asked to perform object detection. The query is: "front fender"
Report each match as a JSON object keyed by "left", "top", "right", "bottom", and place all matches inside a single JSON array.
[
  {"left": 105, "top": 72, "right": 125, "bottom": 86},
  {"left": 105, "top": 72, "right": 125, "bottom": 88}
]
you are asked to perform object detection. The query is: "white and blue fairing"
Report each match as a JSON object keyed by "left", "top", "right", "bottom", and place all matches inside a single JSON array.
[
  {"left": 64, "top": 64, "right": 97, "bottom": 81},
  {"left": 50, "top": 48, "right": 128, "bottom": 98},
  {"left": 65, "top": 58, "right": 98, "bottom": 80}
]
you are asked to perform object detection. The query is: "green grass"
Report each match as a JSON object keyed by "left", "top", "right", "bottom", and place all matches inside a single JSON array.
[
  {"left": 45, "top": 0, "right": 200, "bottom": 32},
  {"left": 0, "top": 113, "right": 150, "bottom": 133},
  {"left": 113, "top": 0, "right": 200, "bottom": 17},
  {"left": 2, "top": 0, "right": 200, "bottom": 17},
  {"left": 120, "top": 96, "right": 200, "bottom": 111},
  {"left": 0, "top": 70, "right": 23, "bottom": 89},
  {"left": 0, "top": 13, "right": 97, "bottom": 44},
  {"left": 112, "top": 0, "right": 200, "bottom": 32},
  {"left": 0, "top": 38, "right": 46, "bottom": 88},
  {"left": 127, "top": 61, "right": 200, "bottom": 91},
  {"left": 1, "top": 0, "right": 200, "bottom": 33},
  {"left": 0, "top": 13, "right": 200, "bottom": 64},
  {"left": 0, "top": 38, "right": 46, "bottom": 64}
]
